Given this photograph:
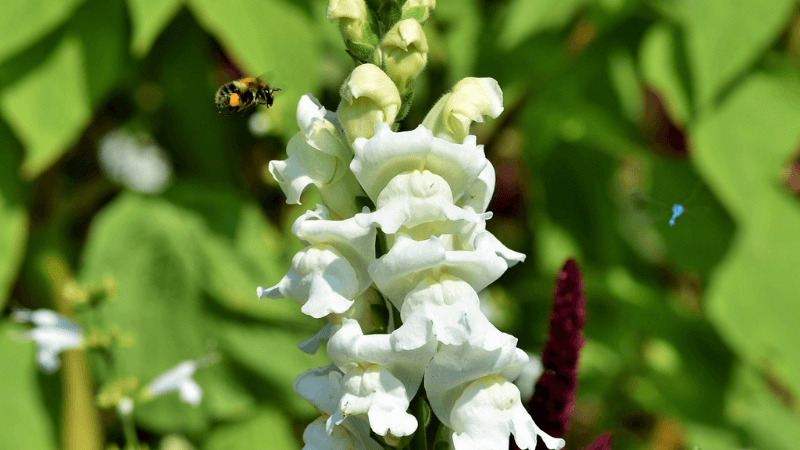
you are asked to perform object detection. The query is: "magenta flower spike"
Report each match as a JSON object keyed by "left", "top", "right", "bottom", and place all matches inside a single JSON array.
[{"left": 530, "top": 258, "right": 586, "bottom": 437}]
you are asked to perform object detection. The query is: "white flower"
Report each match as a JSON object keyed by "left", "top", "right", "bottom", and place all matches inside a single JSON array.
[
  {"left": 302, "top": 415, "right": 384, "bottom": 450},
  {"left": 450, "top": 376, "right": 565, "bottom": 450},
  {"left": 327, "top": 0, "right": 372, "bottom": 45},
  {"left": 422, "top": 78, "right": 504, "bottom": 144},
  {"left": 514, "top": 353, "right": 544, "bottom": 402},
  {"left": 368, "top": 233, "right": 511, "bottom": 306},
  {"left": 258, "top": 204, "right": 376, "bottom": 319},
  {"left": 142, "top": 359, "right": 205, "bottom": 406},
  {"left": 351, "top": 123, "right": 488, "bottom": 203},
  {"left": 13, "top": 308, "right": 84, "bottom": 373},
  {"left": 97, "top": 129, "right": 172, "bottom": 194},
  {"left": 424, "top": 336, "right": 565, "bottom": 450},
  {"left": 325, "top": 319, "right": 436, "bottom": 440},
  {"left": 269, "top": 95, "right": 365, "bottom": 219},
  {"left": 337, "top": 64, "right": 401, "bottom": 143},
  {"left": 117, "top": 397, "right": 134, "bottom": 417},
  {"left": 354, "top": 170, "right": 491, "bottom": 235}
]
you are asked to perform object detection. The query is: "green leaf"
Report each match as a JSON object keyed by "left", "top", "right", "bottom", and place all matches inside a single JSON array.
[
  {"left": 693, "top": 71, "right": 800, "bottom": 398},
  {"left": 725, "top": 364, "right": 800, "bottom": 450},
  {"left": 188, "top": 0, "right": 320, "bottom": 140},
  {"left": 0, "top": 0, "right": 84, "bottom": 63},
  {"left": 204, "top": 408, "right": 299, "bottom": 450},
  {"left": 0, "top": 123, "right": 28, "bottom": 309},
  {"left": 498, "top": 0, "right": 586, "bottom": 50},
  {"left": 80, "top": 194, "right": 211, "bottom": 434},
  {"left": 657, "top": 0, "right": 795, "bottom": 111},
  {"left": 0, "top": 321, "right": 59, "bottom": 450},
  {"left": 0, "top": 37, "right": 90, "bottom": 179},
  {"left": 0, "top": 0, "right": 127, "bottom": 179},
  {"left": 216, "top": 318, "right": 328, "bottom": 416},
  {"left": 126, "top": 0, "right": 183, "bottom": 57},
  {"left": 434, "top": 0, "right": 480, "bottom": 84},
  {"left": 639, "top": 23, "right": 692, "bottom": 124}
]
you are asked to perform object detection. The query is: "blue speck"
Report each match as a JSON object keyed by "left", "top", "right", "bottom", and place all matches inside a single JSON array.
[{"left": 669, "top": 204, "right": 685, "bottom": 226}]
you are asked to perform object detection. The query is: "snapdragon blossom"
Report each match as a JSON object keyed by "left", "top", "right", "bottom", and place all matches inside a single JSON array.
[{"left": 262, "top": 69, "right": 564, "bottom": 449}]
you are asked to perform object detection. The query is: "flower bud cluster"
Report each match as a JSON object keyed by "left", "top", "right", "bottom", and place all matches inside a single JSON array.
[
  {"left": 327, "top": 0, "right": 432, "bottom": 120},
  {"left": 264, "top": 55, "right": 565, "bottom": 449}
]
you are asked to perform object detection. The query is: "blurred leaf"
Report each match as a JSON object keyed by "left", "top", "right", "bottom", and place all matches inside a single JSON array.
[
  {"left": 694, "top": 71, "right": 800, "bottom": 397},
  {"left": 0, "top": 37, "right": 90, "bottom": 179},
  {"left": 0, "top": 122, "right": 28, "bottom": 308},
  {"left": 684, "top": 421, "right": 742, "bottom": 450},
  {"left": 0, "top": 322, "right": 59, "bottom": 450},
  {"left": 0, "top": 0, "right": 126, "bottom": 179},
  {"left": 217, "top": 318, "right": 327, "bottom": 416},
  {"left": 188, "top": 0, "right": 320, "bottom": 140},
  {"left": 498, "top": 0, "right": 586, "bottom": 50},
  {"left": 80, "top": 194, "right": 210, "bottom": 434},
  {"left": 0, "top": 0, "right": 84, "bottom": 63},
  {"left": 204, "top": 407, "right": 299, "bottom": 450},
  {"left": 196, "top": 361, "right": 257, "bottom": 421},
  {"left": 608, "top": 47, "right": 643, "bottom": 123},
  {"left": 163, "top": 182, "right": 296, "bottom": 321},
  {"left": 639, "top": 23, "right": 691, "bottom": 124},
  {"left": 726, "top": 364, "right": 800, "bottom": 450},
  {"left": 70, "top": 0, "right": 128, "bottom": 107},
  {"left": 656, "top": 0, "right": 795, "bottom": 111},
  {"left": 434, "top": 0, "right": 481, "bottom": 85},
  {"left": 126, "top": 0, "right": 183, "bottom": 57}
]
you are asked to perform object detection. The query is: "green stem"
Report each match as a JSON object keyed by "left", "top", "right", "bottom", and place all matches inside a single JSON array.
[{"left": 120, "top": 413, "right": 140, "bottom": 450}]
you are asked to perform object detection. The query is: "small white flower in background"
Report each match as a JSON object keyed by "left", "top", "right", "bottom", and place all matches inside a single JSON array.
[
  {"left": 248, "top": 109, "right": 271, "bottom": 136},
  {"left": 13, "top": 308, "right": 84, "bottom": 373},
  {"left": 117, "top": 396, "right": 134, "bottom": 417},
  {"left": 141, "top": 355, "right": 217, "bottom": 406},
  {"left": 97, "top": 129, "right": 173, "bottom": 194},
  {"left": 515, "top": 353, "right": 545, "bottom": 402}
]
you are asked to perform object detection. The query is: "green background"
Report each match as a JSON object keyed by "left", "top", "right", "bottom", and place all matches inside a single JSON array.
[{"left": 1, "top": 0, "right": 799, "bottom": 449}]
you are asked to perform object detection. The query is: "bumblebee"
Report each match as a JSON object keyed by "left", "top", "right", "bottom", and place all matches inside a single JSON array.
[{"left": 215, "top": 77, "right": 280, "bottom": 115}]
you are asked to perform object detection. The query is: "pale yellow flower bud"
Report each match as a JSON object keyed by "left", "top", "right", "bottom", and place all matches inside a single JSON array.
[
  {"left": 337, "top": 64, "right": 402, "bottom": 143},
  {"left": 327, "top": 0, "right": 368, "bottom": 42},
  {"left": 381, "top": 19, "right": 429, "bottom": 94},
  {"left": 422, "top": 77, "right": 504, "bottom": 143}
]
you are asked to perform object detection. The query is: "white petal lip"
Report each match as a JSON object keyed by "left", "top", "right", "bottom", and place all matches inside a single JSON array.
[
  {"left": 260, "top": 246, "right": 358, "bottom": 318},
  {"left": 144, "top": 360, "right": 202, "bottom": 406},
  {"left": 350, "top": 123, "right": 488, "bottom": 202},
  {"left": 368, "top": 234, "right": 509, "bottom": 306}
]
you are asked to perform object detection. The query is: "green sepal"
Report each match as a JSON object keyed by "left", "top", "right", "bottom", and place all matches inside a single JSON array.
[
  {"left": 397, "top": 86, "right": 416, "bottom": 121},
  {"left": 345, "top": 40, "right": 377, "bottom": 63},
  {"left": 401, "top": 6, "right": 427, "bottom": 23},
  {"left": 378, "top": 0, "right": 404, "bottom": 32}
]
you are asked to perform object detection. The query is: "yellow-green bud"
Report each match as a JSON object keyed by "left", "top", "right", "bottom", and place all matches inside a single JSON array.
[
  {"left": 337, "top": 64, "right": 401, "bottom": 143},
  {"left": 422, "top": 77, "right": 504, "bottom": 143},
  {"left": 327, "top": 0, "right": 379, "bottom": 60},
  {"left": 380, "top": 19, "right": 428, "bottom": 94}
]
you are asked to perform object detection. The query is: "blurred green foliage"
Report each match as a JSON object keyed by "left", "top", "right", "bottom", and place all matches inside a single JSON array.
[{"left": 1, "top": 0, "right": 799, "bottom": 449}]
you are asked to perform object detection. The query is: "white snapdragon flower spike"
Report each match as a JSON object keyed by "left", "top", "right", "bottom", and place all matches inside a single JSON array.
[
  {"left": 258, "top": 204, "right": 376, "bottom": 318},
  {"left": 142, "top": 359, "right": 204, "bottom": 406},
  {"left": 269, "top": 95, "right": 364, "bottom": 219},
  {"left": 266, "top": 72, "right": 563, "bottom": 449},
  {"left": 13, "top": 308, "right": 84, "bottom": 373}
]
